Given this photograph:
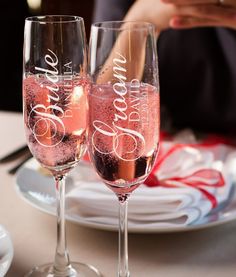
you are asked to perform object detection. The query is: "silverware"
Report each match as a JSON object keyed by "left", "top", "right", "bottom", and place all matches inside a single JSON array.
[
  {"left": 8, "top": 152, "right": 32, "bottom": 175},
  {"left": 0, "top": 145, "right": 29, "bottom": 163}
]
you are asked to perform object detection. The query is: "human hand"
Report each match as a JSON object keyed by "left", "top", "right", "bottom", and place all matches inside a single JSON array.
[
  {"left": 163, "top": 0, "right": 236, "bottom": 30},
  {"left": 124, "top": 0, "right": 179, "bottom": 33},
  {"left": 124, "top": 0, "right": 236, "bottom": 32}
]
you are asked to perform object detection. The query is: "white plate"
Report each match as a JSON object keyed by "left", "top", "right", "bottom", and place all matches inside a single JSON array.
[
  {"left": 15, "top": 158, "right": 236, "bottom": 233},
  {"left": 0, "top": 225, "right": 14, "bottom": 276}
]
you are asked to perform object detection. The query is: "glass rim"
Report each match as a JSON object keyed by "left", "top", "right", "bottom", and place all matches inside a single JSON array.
[
  {"left": 25, "top": 15, "right": 84, "bottom": 23},
  {"left": 92, "top": 20, "right": 155, "bottom": 31}
]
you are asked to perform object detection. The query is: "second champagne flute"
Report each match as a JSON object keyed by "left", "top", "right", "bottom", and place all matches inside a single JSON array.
[
  {"left": 88, "top": 21, "right": 160, "bottom": 276},
  {"left": 23, "top": 15, "right": 101, "bottom": 277}
]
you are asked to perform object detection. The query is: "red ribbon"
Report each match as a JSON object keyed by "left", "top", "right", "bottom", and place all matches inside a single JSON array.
[{"left": 144, "top": 140, "right": 226, "bottom": 208}]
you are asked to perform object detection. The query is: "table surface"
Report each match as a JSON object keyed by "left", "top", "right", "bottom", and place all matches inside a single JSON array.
[{"left": 1, "top": 111, "right": 236, "bottom": 277}]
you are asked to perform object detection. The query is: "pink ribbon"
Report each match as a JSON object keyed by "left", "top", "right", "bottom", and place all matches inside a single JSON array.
[{"left": 144, "top": 140, "right": 226, "bottom": 208}]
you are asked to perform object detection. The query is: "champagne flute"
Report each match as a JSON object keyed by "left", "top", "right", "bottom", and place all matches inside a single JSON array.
[
  {"left": 88, "top": 21, "right": 160, "bottom": 277},
  {"left": 23, "top": 15, "right": 101, "bottom": 277}
]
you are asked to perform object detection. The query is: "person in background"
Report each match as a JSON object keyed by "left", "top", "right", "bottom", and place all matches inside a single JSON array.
[{"left": 93, "top": 0, "right": 236, "bottom": 135}]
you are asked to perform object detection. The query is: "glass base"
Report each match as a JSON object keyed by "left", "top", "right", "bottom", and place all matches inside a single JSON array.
[{"left": 24, "top": 262, "right": 102, "bottom": 277}]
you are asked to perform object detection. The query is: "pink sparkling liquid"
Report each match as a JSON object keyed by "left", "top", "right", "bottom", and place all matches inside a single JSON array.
[
  {"left": 88, "top": 83, "right": 160, "bottom": 195},
  {"left": 23, "top": 75, "right": 89, "bottom": 173}
]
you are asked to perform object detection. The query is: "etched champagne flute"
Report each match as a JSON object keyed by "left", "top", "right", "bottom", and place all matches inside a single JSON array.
[
  {"left": 23, "top": 15, "right": 101, "bottom": 277},
  {"left": 88, "top": 21, "right": 160, "bottom": 276}
]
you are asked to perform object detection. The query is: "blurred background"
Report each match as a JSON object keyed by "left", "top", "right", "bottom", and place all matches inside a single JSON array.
[{"left": 0, "top": 0, "right": 94, "bottom": 112}]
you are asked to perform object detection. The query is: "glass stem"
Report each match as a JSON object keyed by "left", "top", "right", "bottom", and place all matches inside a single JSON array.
[
  {"left": 52, "top": 174, "right": 72, "bottom": 276},
  {"left": 118, "top": 197, "right": 130, "bottom": 277}
]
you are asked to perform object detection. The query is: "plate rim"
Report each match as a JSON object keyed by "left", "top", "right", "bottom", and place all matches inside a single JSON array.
[{"left": 14, "top": 158, "right": 236, "bottom": 234}]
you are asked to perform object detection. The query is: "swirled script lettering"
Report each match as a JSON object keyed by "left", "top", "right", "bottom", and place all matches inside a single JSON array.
[
  {"left": 92, "top": 52, "right": 146, "bottom": 161},
  {"left": 29, "top": 49, "right": 66, "bottom": 147}
]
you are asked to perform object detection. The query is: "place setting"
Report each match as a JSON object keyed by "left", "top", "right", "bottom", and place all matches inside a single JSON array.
[{"left": 14, "top": 129, "right": 236, "bottom": 234}]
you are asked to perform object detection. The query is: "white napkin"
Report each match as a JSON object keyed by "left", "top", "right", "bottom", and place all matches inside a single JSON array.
[{"left": 66, "top": 140, "right": 236, "bottom": 229}]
